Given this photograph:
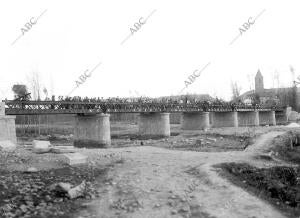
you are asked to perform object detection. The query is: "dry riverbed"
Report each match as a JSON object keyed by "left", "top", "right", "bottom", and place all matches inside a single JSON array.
[{"left": 1, "top": 125, "right": 300, "bottom": 218}]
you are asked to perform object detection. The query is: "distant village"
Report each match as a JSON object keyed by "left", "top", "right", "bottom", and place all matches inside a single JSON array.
[{"left": 239, "top": 70, "right": 299, "bottom": 111}]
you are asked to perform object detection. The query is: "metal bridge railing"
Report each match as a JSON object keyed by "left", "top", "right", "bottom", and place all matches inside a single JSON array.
[{"left": 2, "top": 100, "right": 285, "bottom": 115}]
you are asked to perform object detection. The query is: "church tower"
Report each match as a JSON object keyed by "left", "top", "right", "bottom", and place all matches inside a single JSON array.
[{"left": 255, "top": 70, "right": 264, "bottom": 93}]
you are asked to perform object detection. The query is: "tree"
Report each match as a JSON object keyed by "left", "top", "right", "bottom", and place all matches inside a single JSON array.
[
  {"left": 231, "top": 81, "right": 242, "bottom": 101},
  {"left": 246, "top": 73, "right": 254, "bottom": 90},
  {"left": 252, "top": 93, "right": 260, "bottom": 105},
  {"left": 26, "top": 71, "right": 44, "bottom": 135},
  {"left": 290, "top": 65, "right": 298, "bottom": 111},
  {"left": 12, "top": 84, "right": 28, "bottom": 99},
  {"left": 43, "top": 87, "right": 48, "bottom": 99},
  {"left": 273, "top": 70, "right": 280, "bottom": 90},
  {"left": 27, "top": 71, "right": 42, "bottom": 100}
]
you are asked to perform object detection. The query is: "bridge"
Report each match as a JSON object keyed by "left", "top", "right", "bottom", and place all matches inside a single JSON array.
[
  {"left": 3, "top": 100, "right": 284, "bottom": 115},
  {"left": 0, "top": 100, "right": 289, "bottom": 149}
]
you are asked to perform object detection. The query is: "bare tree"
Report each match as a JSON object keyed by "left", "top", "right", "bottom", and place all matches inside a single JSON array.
[
  {"left": 26, "top": 71, "right": 44, "bottom": 135},
  {"left": 43, "top": 87, "right": 48, "bottom": 99},
  {"left": 273, "top": 70, "right": 280, "bottom": 89},
  {"left": 27, "top": 71, "right": 42, "bottom": 100},
  {"left": 246, "top": 73, "right": 254, "bottom": 90},
  {"left": 231, "top": 81, "right": 242, "bottom": 101},
  {"left": 289, "top": 65, "right": 298, "bottom": 111},
  {"left": 50, "top": 73, "right": 54, "bottom": 97},
  {"left": 270, "top": 70, "right": 279, "bottom": 89},
  {"left": 290, "top": 65, "right": 296, "bottom": 85}
]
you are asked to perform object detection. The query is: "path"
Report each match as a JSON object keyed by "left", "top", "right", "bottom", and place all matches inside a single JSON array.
[
  {"left": 245, "top": 131, "right": 285, "bottom": 153},
  {"left": 76, "top": 131, "right": 288, "bottom": 218}
]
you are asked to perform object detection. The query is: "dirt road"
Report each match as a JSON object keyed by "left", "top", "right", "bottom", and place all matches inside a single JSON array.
[
  {"left": 74, "top": 131, "right": 290, "bottom": 218},
  {"left": 245, "top": 131, "right": 285, "bottom": 153}
]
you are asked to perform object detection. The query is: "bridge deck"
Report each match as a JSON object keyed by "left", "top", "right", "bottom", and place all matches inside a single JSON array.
[{"left": 3, "top": 100, "right": 284, "bottom": 115}]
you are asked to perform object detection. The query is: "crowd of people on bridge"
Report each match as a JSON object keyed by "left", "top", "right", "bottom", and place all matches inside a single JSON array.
[
  {"left": 8, "top": 93, "right": 280, "bottom": 112},
  {"left": 42, "top": 95, "right": 278, "bottom": 111}
]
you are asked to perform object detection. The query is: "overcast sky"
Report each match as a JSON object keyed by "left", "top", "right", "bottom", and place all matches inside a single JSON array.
[{"left": 0, "top": 0, "right": 299, "bottom": 100}]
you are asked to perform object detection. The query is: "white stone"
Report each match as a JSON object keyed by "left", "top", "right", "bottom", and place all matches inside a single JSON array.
[
  {"left": 57, "top": 182, "right": 73, "bottom": 192},
  {"left": 63, "top": 153, "right": 87, "bottom": 165},
  {"left": 34, "top": 147, "right": 51, "bottom": 153},
  {"left": 206, "top": 137, "right": 217, "bottom": 142},
  {"left": 26, "top": 167, "right": 38, "bottom": 173},
  {"left": 68, "top": 181, "right": 86, "bottom": 199},
  {"left": 32, "top": 140, "right": 52, "bottom": 153},
  {"left": 0, "top": 140, "right": 16, "bottom": 151},
  {"left": 51, "top": 146, "right": 76, "bottom": 153},
  {"left": 0, "top": 116, "right": 16, "bottom": 143},
  {"left": 33, "top": 140, "right": 51, "bottom": 148}
]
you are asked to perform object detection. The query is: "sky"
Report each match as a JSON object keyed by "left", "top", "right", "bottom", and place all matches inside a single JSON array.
[{"left": 0, "top": 0, "right": 299, "bottom": 100}]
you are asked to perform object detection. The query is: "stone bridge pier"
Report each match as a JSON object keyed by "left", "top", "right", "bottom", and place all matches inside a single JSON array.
[
  {"left": 238, "top": 111, "right": 259, "bottom": 126},
  {"left": 259, "top": 111, "right": 276, "bottom": 126},
  {"left": 0, "top": 102, "right": 17, "bottom": 143},
  {"left": 275, "top": 107, "right": 290, "bottom": 125},
  {"left": 211, "top": 111, "right": 238, "bottom": 128},
  {"left": 74, "top": 113, "right": 111, "bottom": 147},
  {"left": 138, "top": 112, "right": 170, "bottom": 137},
  {"left": 181, "top": 112, "right": 210, "bottom": 130}
]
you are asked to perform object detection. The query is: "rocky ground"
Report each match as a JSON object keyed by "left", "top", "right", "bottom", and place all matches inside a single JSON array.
[
  {"left": 0, "top": 165, "right": 109, "bottom": 218},
  {"left": 1, "top": 125, "right": 300, "bottom": 218}
]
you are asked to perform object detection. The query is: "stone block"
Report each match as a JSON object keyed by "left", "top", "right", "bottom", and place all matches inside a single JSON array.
[
  {"left": 51, "top": 146, "right": 76, "bottom": 153},
  {"left": 68, "top": 181, "right": 86, "bottom": 199},
  {"left": 0, "top": 140, "right": 16, "bottom": 151},
  {"left": 25, "top": 167, "right": 38, "bottom": 173},
  {"left": 288, "top": 111, "right": 299, "bottom": 121},
  {"left": 63, "top": 153, "right": 88, "bottom": 165},
  {"left": 206, "top": 137, "right": 217, "bottom": 143},
  {"left": 0, "top": 116, "right": 16, "bottom": 143},
  {"left": 0, "top": 102, "right": 5, "bottom": 115},
  {"left": 32, "top": 140, "right": 52, "bottom": 153},
  {"left": 33, "top": 140, "right": 51, "bottom": 147}
]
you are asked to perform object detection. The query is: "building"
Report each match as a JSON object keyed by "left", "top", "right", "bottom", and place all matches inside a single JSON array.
[
  {"left": 240, "top": 70, "right": 299, "bottom": 111},
  {"left": 255, "top": 70, "right": 264, "bottom": 93}
]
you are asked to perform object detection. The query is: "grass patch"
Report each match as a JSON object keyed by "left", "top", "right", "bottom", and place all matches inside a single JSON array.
[
  {"left": 272, "top": 131, "right": 300, "bottom": 164},
  {"left": 216, "top": 162, "right": 300, "bottom": 218}
]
